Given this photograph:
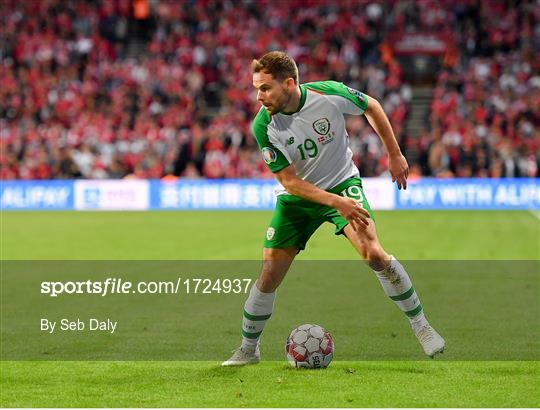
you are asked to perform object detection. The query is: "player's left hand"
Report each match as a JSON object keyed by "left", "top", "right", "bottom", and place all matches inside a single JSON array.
[{"left": 389, "top": 153, "right": 409, "bottom": 190}]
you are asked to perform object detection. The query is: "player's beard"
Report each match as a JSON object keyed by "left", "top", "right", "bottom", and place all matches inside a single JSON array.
[{"left": 268, "top": 89, "right": 292, "bottom": 115}]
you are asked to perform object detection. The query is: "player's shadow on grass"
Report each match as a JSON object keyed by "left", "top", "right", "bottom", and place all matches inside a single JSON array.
[
  {"left": 358, "top": 362, "right": 430, "bottom": 374},
  {"left": 201, "top": 362, "right": 298, "bottom": 378},
  {"left": 202, "top": 361, "right": 436, "bottom": 377}
]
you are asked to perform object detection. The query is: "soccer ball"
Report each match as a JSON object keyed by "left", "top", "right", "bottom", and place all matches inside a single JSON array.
[{"left": 285, "top": 324, "right": 334, "bottom": 368}]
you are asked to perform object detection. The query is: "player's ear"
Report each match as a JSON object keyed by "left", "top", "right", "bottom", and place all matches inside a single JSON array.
[{"left": 284, "top": 77, "right": 295, "bottom": 89}]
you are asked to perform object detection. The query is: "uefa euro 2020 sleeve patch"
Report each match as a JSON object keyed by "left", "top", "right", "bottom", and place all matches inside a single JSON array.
[{"left": 262, "top": 147, "right": 277, "bottom": 164}]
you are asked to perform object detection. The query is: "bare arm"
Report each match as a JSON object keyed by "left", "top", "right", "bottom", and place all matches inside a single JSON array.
[
  {"left": 364, "top": 95, "right": 409, "bottom": 189},
  {"left": 275, "top": 165, "right": 370, "bottom": 230}
]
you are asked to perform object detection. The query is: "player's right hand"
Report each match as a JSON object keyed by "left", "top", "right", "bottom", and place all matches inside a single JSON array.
[{"left": 334, "top": 197, "right": 370, "bottom": 231}]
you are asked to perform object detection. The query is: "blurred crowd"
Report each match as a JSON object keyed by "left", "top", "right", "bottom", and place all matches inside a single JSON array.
[
  {"left": 412, "top": 0, "right": 540, "bottom": 178},
  {"left": 415, "top": 51, "right": 539, "bottom": 178},
  {"left": 0, "top": 0, "right": 538, "bottom": 180}
]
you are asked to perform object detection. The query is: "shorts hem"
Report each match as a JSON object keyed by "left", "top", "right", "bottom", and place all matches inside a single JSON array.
[
  {"left": 334, "top": 222, "right": 349, "bottom": 236},
  {"left": 263, "top": 243, "right": 306, "bottom": 251}
]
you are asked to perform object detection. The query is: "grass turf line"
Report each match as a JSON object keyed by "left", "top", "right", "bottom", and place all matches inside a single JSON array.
[
  {"left": 1, "top": 361, "right": 539, "bottom": 407},
  {"left": 1, "top": 210, "right": 539, "bottom": 407},
  {"left": 2, "top": 210, "right": 538, "bottom": 259}
]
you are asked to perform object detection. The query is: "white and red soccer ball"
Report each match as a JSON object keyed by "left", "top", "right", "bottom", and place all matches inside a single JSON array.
[{"left": 285, "top": 324, "right": 334, "bottom": 368}]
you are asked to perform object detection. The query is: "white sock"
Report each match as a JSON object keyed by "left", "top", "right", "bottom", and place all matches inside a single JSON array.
[
  {"left": 240, "top": 283, "right": 275, "bottom": 352},
  {"left": 374, "top": 255, "right": 428, "bottom": 333}
]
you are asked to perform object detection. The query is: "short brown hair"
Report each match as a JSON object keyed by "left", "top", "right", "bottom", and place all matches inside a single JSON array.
[{"left": 251, "top": 51, "right": 299, "bottom": 84}]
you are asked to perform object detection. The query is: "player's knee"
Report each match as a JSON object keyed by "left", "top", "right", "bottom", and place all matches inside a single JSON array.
[
  {"left": 263, "top": 248, "right": 280, "bottom": 260},
  {"left": 259, "top": 250, "right": 292, "bottom": 292},
  {"left": 257, "top": 273, "right": 281, "bottom": 293}
]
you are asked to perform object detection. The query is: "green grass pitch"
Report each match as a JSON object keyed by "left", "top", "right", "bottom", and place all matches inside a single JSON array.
[{"left": 1, "top": 210, "right": 539, "bottom": 407}]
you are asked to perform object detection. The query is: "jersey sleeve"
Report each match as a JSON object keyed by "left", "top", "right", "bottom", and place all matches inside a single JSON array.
[
  {"left": 251, "top": 107, "right": 291, "bottom": 173},
  {"left": 304, "top": 80, "right": 368, "bottom": 115}
]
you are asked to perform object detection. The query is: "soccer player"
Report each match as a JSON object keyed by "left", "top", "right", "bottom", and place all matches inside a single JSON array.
[{"left": 222, "top": 51, "right": 445, "bottom": 365}]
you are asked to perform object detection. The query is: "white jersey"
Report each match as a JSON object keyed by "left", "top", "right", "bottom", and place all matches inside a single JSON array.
[{"left": 252, "top": 81, "right": 368, "bottom": 195}]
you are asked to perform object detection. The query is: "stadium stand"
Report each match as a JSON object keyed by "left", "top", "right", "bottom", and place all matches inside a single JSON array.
[{"left": 1, "top": 0, "right": 538, "bottom": 180}]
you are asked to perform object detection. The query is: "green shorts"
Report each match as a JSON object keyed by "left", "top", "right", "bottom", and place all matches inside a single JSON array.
[{"left": 264, "top": 177, "right": 374, "bottom": 250}]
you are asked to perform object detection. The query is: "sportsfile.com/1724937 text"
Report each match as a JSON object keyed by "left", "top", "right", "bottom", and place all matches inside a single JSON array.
[{"left": 40, "top": 278, "right": 253, "bottom": 297}]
